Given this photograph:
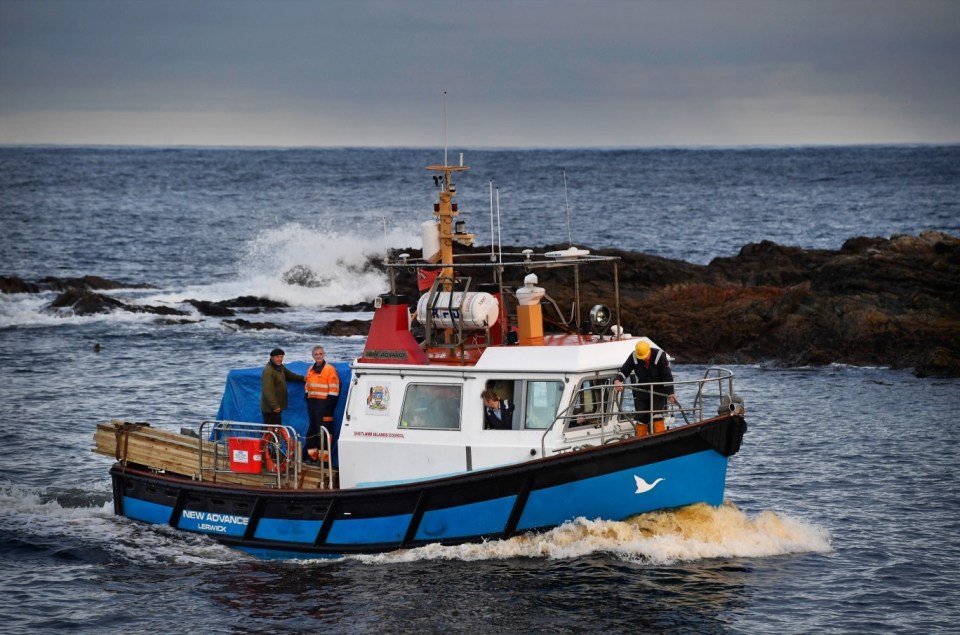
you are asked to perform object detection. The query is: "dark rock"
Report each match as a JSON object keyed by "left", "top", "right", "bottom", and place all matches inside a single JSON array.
[
  {"left": 217, "top": 296, "right": 289, "bottom": 311},
  {"left": 148, "top": 305, "right": 190, "bottom": 316},
  {"left": 638, "top": 232, "right": 960, "bottom": 376},
  {"left": 48, "top": 289, "right": 128, "bottom": 315},
  {"left": 6, "top": 275, "right": 156, "bottom": 293},
  {"left": 10, "top": 231, "right": 959, "bottom": 376},
  {"left": 282, "top": 265, "right": 322, "bottom": 287},
  {"left": 376, "top": 231, "right": 960, "bottom": 376},
  {"left": 46, "top": 289, "right": 188, "bottom": 316},
  {"left": 333, "top": 301, "right": 377, "bottom": 312},
  {"left": 223, "top": 318, "right": 284, "bottom": 331},
  {"left": 706, "top": 240, "right": 833, "bottom": 287},
  {"left": 186, "top": 300, "right": 236, "bottom": 317},
  {"left": 0, "top": 276, "right": 40, "bottom": 293},
  {"left": 915, "top": 347, "right": 960, "bottom": 378},
  {"left": 318, "top": 319, "right": 370, "bottom": 337}
]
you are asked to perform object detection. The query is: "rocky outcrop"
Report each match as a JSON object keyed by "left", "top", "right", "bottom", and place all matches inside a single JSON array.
[
  {"left": 217, "top": 296, "right": 290, "bottom": 311},
  {"left": 47, "top": 289, "right": 187, "bottom": 317},
  {"left": 222, "top": 318, "right": 285, "bottom": 331},
  {"left": 652, "top": 232, "right": 960, "bottom": 376},
  {"left": 186, "top": 300, "right": 236, "bottom": 317},
  {"left": 0, "top": 275, "right": 154, "bottom": 294},
  {"left": 5, "top": 232, "right": 958, "bottom": 375},
  {"left": 317, "top": 319, "right": 371, "bottom": 337},
  {"left": 384, "top": 231, "right": 960, "bottom": 376}
]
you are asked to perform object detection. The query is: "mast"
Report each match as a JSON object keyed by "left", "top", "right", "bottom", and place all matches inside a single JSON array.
[{"left": 425, "top": 161, "right": 469, "bottom": 288}]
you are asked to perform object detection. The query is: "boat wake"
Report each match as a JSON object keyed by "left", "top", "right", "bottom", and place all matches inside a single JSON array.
[
  {"left": 348, "top": 502, "right": 832, "bottom": 565},
  {"left": 0, "top": 482, "right": 244, "bottom": 566},
  {"left": 2, "top": 480, "right": 828, "bottom": 567}
]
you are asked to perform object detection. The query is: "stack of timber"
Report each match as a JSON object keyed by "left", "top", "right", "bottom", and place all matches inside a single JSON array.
[{"left": 92, "top": 420, "right": 331, "bottom": 489}]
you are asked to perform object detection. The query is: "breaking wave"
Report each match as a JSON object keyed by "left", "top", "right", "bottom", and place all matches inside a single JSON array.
[{"left": 0, "top": 223, "right": 419, "bottom": 329}]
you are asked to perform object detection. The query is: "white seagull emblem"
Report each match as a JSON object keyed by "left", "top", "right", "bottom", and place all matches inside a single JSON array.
[{"left": 634, "top": 475, "right": 664, "bottom": 494}]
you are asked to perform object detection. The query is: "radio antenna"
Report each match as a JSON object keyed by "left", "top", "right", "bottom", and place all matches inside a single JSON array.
[
  {"left": 563, "top": 169, "right": 572, "bottom": 247},
  {"left": 382, "top": 216, "right": 396, "bottom": 293},
  {"left": 496, "top": 186, "right": 503, "bottom": 265},
  {"left": 489, "top": 180, "right": 496, "bottom": 262}
]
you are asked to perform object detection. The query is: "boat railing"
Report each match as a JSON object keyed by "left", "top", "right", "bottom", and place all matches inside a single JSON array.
[
  {"left": 692, "top": 367, "right": 743, "bottom": 418},
  {"left": 391, "top": 250, "right": 623, "bottom": 350},
  {"left": 198, "top": 420, "right": 303, "bottom": 489},
  {"left": 544, "top": 367, "right": 742, "bottom": 453},
  {"left": 312, "top": 426, "right": 335, "bottom": 490}
]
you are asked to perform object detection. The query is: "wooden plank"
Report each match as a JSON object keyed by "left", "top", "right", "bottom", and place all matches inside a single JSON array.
[{"left": 93, "top": 420, "right": 334, "bottom": 490}]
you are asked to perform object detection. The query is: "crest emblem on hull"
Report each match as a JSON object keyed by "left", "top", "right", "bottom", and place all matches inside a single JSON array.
[{"left": 366, "top": 385, "right": 390, "bottom": 411}]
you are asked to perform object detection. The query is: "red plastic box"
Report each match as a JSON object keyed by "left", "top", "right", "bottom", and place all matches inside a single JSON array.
[{"left": 228, "top": 437, "right": 263, "bottom": 473}]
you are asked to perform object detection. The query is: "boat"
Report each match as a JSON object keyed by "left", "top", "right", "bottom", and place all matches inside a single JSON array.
[{"left": 93, "top": 154, "right": 747, "bottom": 558}]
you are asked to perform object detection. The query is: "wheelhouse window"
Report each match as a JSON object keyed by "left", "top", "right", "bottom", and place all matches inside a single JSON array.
[
  {"left": 480, "top": 379, "right": 564, "bottom": 430},
  {"left": 568, "top": 376, "right": 618, "bottom": 428},
  {"left": 523, "top": 380, "right": 564, "bottom": 429},
  {"left": 400, "top": 384, "right": 461, "bottom": 430},
  {"left": 483, "top": 380, "right": 518, "bottom": 430}
]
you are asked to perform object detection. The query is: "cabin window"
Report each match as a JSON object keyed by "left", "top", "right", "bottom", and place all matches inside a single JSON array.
[
  {"left": 399, "top": 384, "right": 461, "bottom": 430},
  {"left": 569, "top": 377, "right": 617, "bottom": 428},
  {"left": 483, "top": 380, "right": 519, "bottom": 430},
  {"left": 523, "top": 380, "right": 564, "bottom": 429}
]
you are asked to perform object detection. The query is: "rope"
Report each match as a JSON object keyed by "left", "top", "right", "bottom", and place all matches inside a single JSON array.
[{"left": 114, "top": 421, "right": 151, "bottom": 463}]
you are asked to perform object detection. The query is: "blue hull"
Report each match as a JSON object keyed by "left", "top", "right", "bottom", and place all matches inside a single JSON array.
[{"left": 111, "top": 415, "right": 745, "bottom": 557}]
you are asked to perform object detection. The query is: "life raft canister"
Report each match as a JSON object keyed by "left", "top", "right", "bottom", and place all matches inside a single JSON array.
[{"left": 416, "top": 291, "right": 499, "bottom": 330}]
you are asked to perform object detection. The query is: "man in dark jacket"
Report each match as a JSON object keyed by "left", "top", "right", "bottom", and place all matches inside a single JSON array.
[
  {"left": 482, "top": 389, "right": 515, "bottom": 430},
  {"left": 614, "top": 340, "right": 676, "bottom": 425},
  {"left": 260, "top": 348, "right": 305, "bottom": 426}
]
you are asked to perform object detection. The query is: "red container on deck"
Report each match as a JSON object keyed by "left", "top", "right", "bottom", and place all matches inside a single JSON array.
[{"left": 228, "top": 437, "right": 263, "bottom": 473}]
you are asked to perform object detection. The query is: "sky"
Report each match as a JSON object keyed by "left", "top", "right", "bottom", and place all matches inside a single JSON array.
[{"left": 1, "top": 0, "right": 959, "bottom": 148}]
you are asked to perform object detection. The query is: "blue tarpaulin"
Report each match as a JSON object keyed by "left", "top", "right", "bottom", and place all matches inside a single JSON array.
[{"left": 214, "top": 361, "right": 351, "bottom": 466}]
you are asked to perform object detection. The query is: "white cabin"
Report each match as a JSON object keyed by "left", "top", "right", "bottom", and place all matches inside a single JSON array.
[{"left": 338, "top": 337, "right": 645, "bottom": 488}]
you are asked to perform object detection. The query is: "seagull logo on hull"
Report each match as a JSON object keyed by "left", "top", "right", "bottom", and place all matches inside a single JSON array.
[{"left": 634, "top": 475, "right": 664, "bottom": 494}]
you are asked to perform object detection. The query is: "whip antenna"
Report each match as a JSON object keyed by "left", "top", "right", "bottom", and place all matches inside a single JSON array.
[
  {"left": 563, "top": 169, "right": 572, "bottom": 247},
  {"left": 496, "top": 186, "right": 503, "bottom": 264},
  {"left": 489, "top": 180, "right": 496, "bottom": 262},
  {"left": 382, "top": 216, "right": 396, "bottom": 292}
]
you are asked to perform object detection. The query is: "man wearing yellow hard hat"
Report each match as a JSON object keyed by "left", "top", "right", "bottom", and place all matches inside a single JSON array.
[{"left": 614, "top": 339, "right": 677, "bottom": 428}]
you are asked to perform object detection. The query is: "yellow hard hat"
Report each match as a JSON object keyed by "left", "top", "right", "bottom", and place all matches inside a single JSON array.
[{"left": 635, "top": 340, "right": 651, "bottom": 358}]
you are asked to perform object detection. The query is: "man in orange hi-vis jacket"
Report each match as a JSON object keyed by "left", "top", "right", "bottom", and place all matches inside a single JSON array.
[{"left": 304, "top": 345, "right": 340, "bottom": 462}]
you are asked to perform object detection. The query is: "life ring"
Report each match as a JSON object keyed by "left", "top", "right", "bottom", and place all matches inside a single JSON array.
[{"left": 262, "top": 426, "right": 293, "bottom": 473}]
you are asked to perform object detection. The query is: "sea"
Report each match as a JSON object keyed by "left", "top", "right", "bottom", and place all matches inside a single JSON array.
[{"left": 0, "top": 145, "right": 958, "bottom": 634}]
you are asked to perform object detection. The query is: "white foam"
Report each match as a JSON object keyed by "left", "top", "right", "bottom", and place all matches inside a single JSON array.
[
  {"left": 345, "top": 502, "right": 832, "bottom": 565},
  {"left": 0, "top": 482, "right": 244, "bottom": 566},
  {"left": 232, "top": 223, "right": 416, "bottom": 307},
  {"left": 0, "top": 223, "right": 419, "bottom": 327},
  {"left": 0, "top": 292, "right": 164, "bottom": 329}
]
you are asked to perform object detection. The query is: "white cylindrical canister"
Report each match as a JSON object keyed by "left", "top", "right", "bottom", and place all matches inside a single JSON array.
[
  {"left": 417, "top": 292, "right": 500, "bottom": 329},
  {"left": 421, "top": 221, "right": 440, "bottom": 262}
]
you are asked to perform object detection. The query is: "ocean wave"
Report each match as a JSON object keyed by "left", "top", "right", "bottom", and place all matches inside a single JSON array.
[{"left": 0, "top": 223, "right": 413, "bottom": 328}]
